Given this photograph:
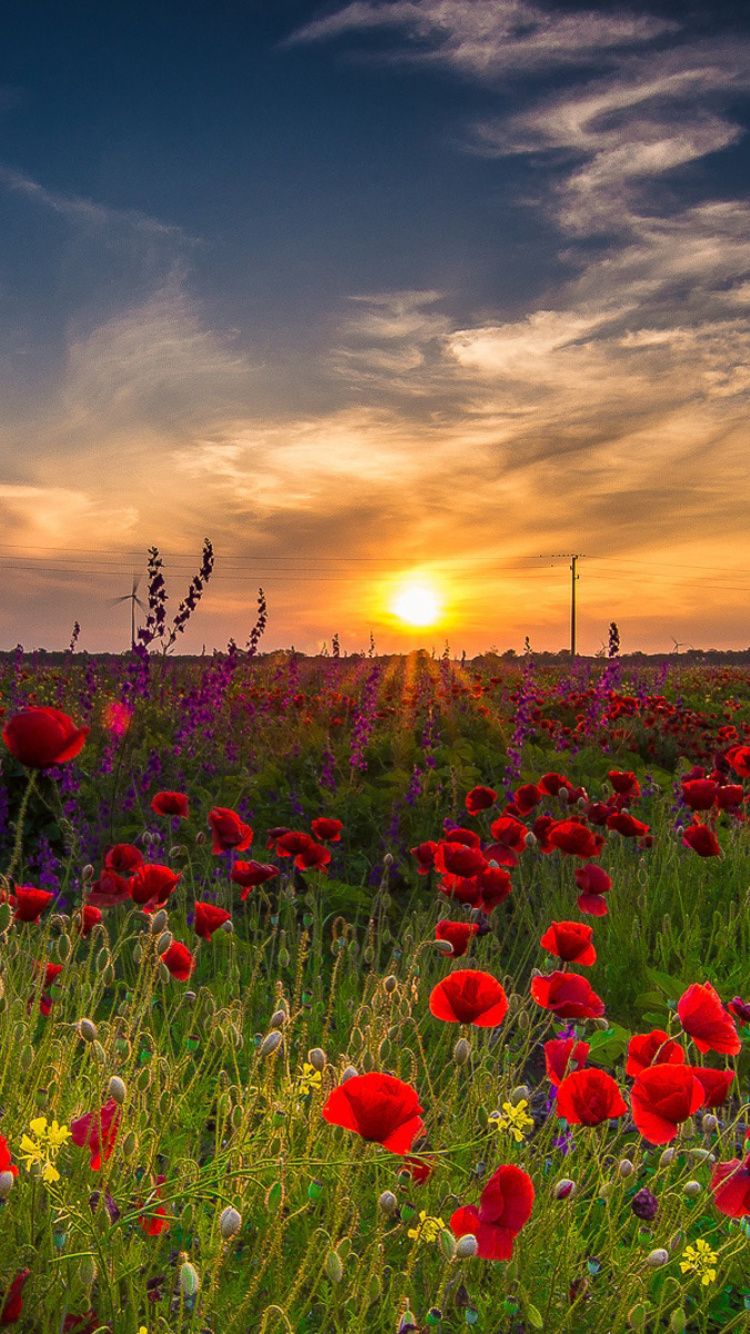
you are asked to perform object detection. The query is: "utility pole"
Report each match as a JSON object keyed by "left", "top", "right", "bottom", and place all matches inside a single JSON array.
[{"left": 540, "top": 554, "right": 585, "bottom": 655}]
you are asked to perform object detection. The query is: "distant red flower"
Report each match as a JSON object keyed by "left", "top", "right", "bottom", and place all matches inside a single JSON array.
[
  {"left": 435, "top": 920, "right": 479, "bottom": 957},
  {"left": 678, "top": 981, "right": 740, "bottom": 1055},
  {"left": 70, "top": 1099, "right": 120, "bottom": 1171},
  {"left": 681, "top": 779, "right": 718, "bottom": 811},
  {"left": 208, "top": 807, "right": 253, "bottom": 855},
  {"left": 473, "top": 866, "right": 514, "bottom": 913},
  {"left": 726, "top": 745, "right": 750, "bottom": 778},
  {"left": 727, "top": 996, "right": 750, "bottom": 1025},
  {"left": 275, "top": 830, "right": 313, "bottom": 857},
  {"left": 539, "top": 773, "right": 571, "bottom": 797},
  {"left": 266, "top": 826, "right": 291, "bottom": 848},
  {"left": 465, "top": 785, "right": 497, "bottom": 815},
  {"left": 87, "top": 871, "right": 131, "bottom": 908},
  {"left": 13, "top": 886, "right": 54, "bottom": 923},
  {"left": 625, "top": 1030, "right": 685, "bottom": 1078},
  {"left": 544, "top": 1037, "right": 589, "bottom": 1087},
  {"left": 322, "top": 1071, "right": 424, "bottom": 1154},
  {"left": 539, "top": 921, "right": 596, "bottom": 966},
  {"left": 531, "top": 971, "right": 605, "bottom": 1020},
  {"left": 513, "top": 783, "right": 543, "bottom": 815},
  {"left": 449, "top": 1164, "right": 534, "bottom": 1261},
  {"left": 429, "top": 970, "right": 508, "bottom": 1027},
  {"left": 138, "top": 1174, "right": 170, "bottom": 1235},
  {"left": 574, "top": 863, "right": 612, "bottom": 915},
  {"left": 607, "top": 812, "right": 650, "bottom": 838},
  {"left": 586, "top": 801, "right": 613, "bottom": 826},
  {"left": 128, "top": 864, "right": 180, "bottom": 909},
  {"left": 630, "top": 1065, "right": 705, "bottom": 1144},
  {"left": 688, "top": 1066, "right": 735, "bottom": 1108},
  {"left": 104, "top": 844, "right": 143, "bottom": 874},
  {"left": 556, "top": 1068, "right": 627, "bottom": 1127},
  {"left": 311, "top": 817, "right": 343, "bottom": 842},
  {"left": 295, "top": 841, "right": 331, "bottom": 872},
  {"left": 194, "top": 901, "right": 231, "bottom": 940},
  {"left": 548, "top": 822, "right": 604, "bottom": 860},
  {"left": 716, "top": 784, "right": 744, "bottom": 810},
  {"left": 75, "top": 905, "right": 102, "bottom": 936},
  {"left": 0, "top": 1134, "right": 17, "bottom": 1179},
  {"left": 488, "top": 816, "right": 528, "bottom": 855},
  {"left": 151, "top": 791, "right": 190, "bottom": 818},
  {"left": 34, "top": 961, "right": 63, "bottom": 990},
  {"left": 435, "top": 842, "right": 487, "bottom": 878},
  {"left": 608, "top": 771, "right": 640, "bottom": 798},
  {"left": 3, "top": 706, "right": 88, "bottom": 769},
  {"left": 411, "top": 841, "right": 438, "bottom": 875},
  {"left": 444, "top": 827, "right": 482, "bottom": 848},
  {"left": 532, "top": 814, "right": 556, "bottom": 852},
  {"left": 230, "top": 860, "right": 278, "bottom": 898},
  {"left": 0, "top": 1269, "right": 30, "bottom": 1325},
  {"left": 682, "top": 824, "right": 720, "bottom": 858},
  {"left": 711, "top": 1152, "right": 750, "bottom": 1216},
  {"left": 401, "top": 1154, "right": 435, "bottom": 1185},
  {"left": 160, "top": 940, "right": 195, "bottom": 981}
]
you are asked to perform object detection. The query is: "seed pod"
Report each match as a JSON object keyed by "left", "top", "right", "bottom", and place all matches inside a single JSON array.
[
  {"left": 259, "top": 1031, "right": 282, "bottom": 1057},
  {"left": 453, "top": 1038, "right": 470, "bottom": 1066},
  {"left": 108, "top": 1076, "right": 126, "bottom": 1105},
  {"left": 150, "top": 910, "right": 169, "bottom": 934},
  {"left": 646, "top": 1249, "right": 669, "bottom": 1268},
  {"left": 455, "top": 1234, "right": 478, "bottom": 1258},
  {"left": 308, "top": 1047, "right": 326, "bottom": 1072},
  {"left": 0, "top": 1171, "right": 14, "bottom": 1198},
  {"left": 325, "top": 1251, "right": 343, "bottom": 1284},
  {"left": 219, "top": 1206, "right": 242, "bottom": 1239},
  {"left": 179, "top": 1260, "right": 201, "bottom": 1298},
  {"left": 378, "top": 1190, "right": 398, "bottom": 1215}
]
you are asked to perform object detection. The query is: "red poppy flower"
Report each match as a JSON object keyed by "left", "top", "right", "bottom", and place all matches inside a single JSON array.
[
  {"left": 87, "top": 871, "right": 131, "bottom": 908},
  {"left": 160, "top": 941, "right": 195, "bottom": 981},
  {"left": 435, "top": 920, "right": 479, "bottom": 957},
  {"left": 687, "top": 1066, "right": 735, "bottom": 1108},
  {"left": 539, "top": 921, "right": 596, "bottom": 966},
  {"left": 322, "top": 1072, "right": 424, "bottom": 1154},
  {"left": 34, "top": 961, "right": 63, "bottom": 990},
  {"left": 194, "top": 901, "right": 231, "bottom": 940},
  {"left": 539, "top": 773, "right": 571, "bottom": 796},
  {"left": 608, "top": 771, "right": 640, "bottom": 797},
  {"left": 726, "top": 745, "right": 750, "bottom": 778},
  {"left": 401, "top": 1154, "right": 436, "bottom": 1184},
  {"left": 548, "top": 822, "right": 604, "bottom": 860},
  {"left": 531, "top": 971, "right": 605, "bottom": 1020},
  {"left": 678, "top": 982, "right": 740, "bottom": 1055},
  {"left": 449, "top": 1164, "right": 534, "bottom": 1261},
  {"left": 3, "top": 707, "right": 89, "bottom": 769},
  {"left": 682, "top": 824, "right": 720, "bottom": 858},
  {"left": 429, "top": 970, "right": 509, "bottom": 1027},
  {"left": 513, "top": 784, "right": 543, "bottom": 815},
  {"left": 728, "top": 996, "right": 750, "bottom": 1025},
  {"left": 532, "top": 814, "right": 556, "bottom": 852},
  {"left": 586, "top": 800, "right": 613, "bottom": 826},
  {"left": 444, "top": 827, "right": 482, "bottom": 848},
  {"left": 625, "top": 1030, "right": 685, "bottom": 1078},
  {"left": 435, "top": 842, "right": 487, "bottom": 878},
  {"left": 208, "top": 807, "right": 253, "bottom": 855},
  {"left": 70, "top": 1099, "right": 120, "bottom": 1171},
  {"left": 138, "top": 1174, "right": 170, "bottom": 1235},
  {"left": 151, "top": 791, "right": 190, "bottom": 818},
  {"left": 0, "top": 1269, "right": 30, "bottom": 1325},
  {"left": 295, "top": 841, "right": 331, "bottom": 872},
  {"left": 411, "top": 841, "right": 438, "bottom": 875},
  {"left": 606, "top": 812, "right": 650, "bottom": 838},
  {"left": 465, "top": 785, "right": 497, "bottom": 815},
  {"left": 75, "top": 905, "right": 102, "bottom": 936},
  {"left": 711, "top": 1153, "right": 750, "bottom": 1216},
  {"left": 574, "top": 863, "right": 612, "bottom": 915},
  {"left": 0, "top": 1134, "right": 17, "bottom": 1179},
  {"left": 556, "top": 1068, "right": 627, "bottom": 1126},
  {"left": 680, "top": 779, "right": 717, "bottom": 811},
  {"left": 438, "top": 875, "right": 482, "bottom": 908},
  {"left": 13, "top": 886, "right": 54, "bottom": 923},
  {"left": 474, "top": 866, "right": 514, "bottom": 913},
  {"left": 630, "top": 1065, "right": 705, "bottom": 1144},
  {"left": 544, "top": 1037, "right": 590, "bottom": 1087},
  {"left": 229, "top": 860, "right": 278, "bottom": 898},
  {"left": 128, "top": 864, "right": 180, "bottom": 909},
  {"left": 266, "top": 826, "right": 291, "bottom": 848},
  {"left": 311, "top": 817, "right": 343, "bottom": 842},
  {"left": 488, "top": 816, "right": 528, "bottom": 855},
  {"left": 104, "top": 844, "right": 144, "bottom": 874},
  {"left": 716, "top": 784, "right": 744, "bottom": 810}
]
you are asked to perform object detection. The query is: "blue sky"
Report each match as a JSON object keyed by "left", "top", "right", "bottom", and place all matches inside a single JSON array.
[{"left": 1, "top": 0, "right": 750, "bottom": 655}]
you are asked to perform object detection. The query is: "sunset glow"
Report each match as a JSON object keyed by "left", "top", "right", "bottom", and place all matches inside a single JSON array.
[{"left": 391, "top": 582, "right": 442, "bottom": 628}]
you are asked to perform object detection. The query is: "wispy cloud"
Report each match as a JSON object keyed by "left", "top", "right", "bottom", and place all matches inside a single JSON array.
[{"left": 0, "top": 165, "right": 190, "bottom": 241}]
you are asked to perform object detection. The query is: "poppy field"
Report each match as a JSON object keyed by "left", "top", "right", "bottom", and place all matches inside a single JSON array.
[{"left": 3, "top": 645, "right": 750, "bottom": 1333}]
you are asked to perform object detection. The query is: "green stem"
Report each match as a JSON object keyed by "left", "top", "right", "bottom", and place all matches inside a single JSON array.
[{"left": 5, "top": 771, "right": 38, "bottom": 881}]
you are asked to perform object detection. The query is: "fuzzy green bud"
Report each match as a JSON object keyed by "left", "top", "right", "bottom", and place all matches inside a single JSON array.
[
  {"left": 108, "top": 1076, "right": 126, "bottom": 1105},
  {"left": 509, "top": 1084, "right": 530, "bottom": 1106},
  {"left": 554, "top": 1178, "right": 576, "bottom": 1200},
  {"left": 646, "top": 1249, "right": 669, "bottom": 1267},
  {"left": 659, "top": 1148, "right": 676, "bottom": 1168},
  {"left": 221, "top": 919, "right": 234, "bottom": 934},
  {"left": 77, "top": 1017, "right": 98, "bottom": 1042},
  {"left": 453, "top": 1038, "right": 471, "bottom": 1066},
  {"left": 269, "top": 1009, "right": 287, "bottom": 1029},
  {"left": 687, "top": 1148, "right": 715, "bottom": 1165},
  {"left": 0, "top": 1171, "right": 14, "bottom": 1198},
  {"left": 701, "top": 1113, "right": 719, "bottom": 1134},
  {"left": 78, "top": 1255, "right": 97, "bottom": 1288},
  {"left": 156, "top": 930, "right": 173, "bottom": 955},
  {"left": 56, "top": 934, "right": 72, "bottom": 961},
  {"left": 325, "top": 1251, "right": 344, "bottom": 1284},
  {"left": 618, "top": 1158, "right": 635, "bottom": 1178},
  {"left": 683, "top": 1180, "right": 702, "bottom": 1197},
  {"left": 384, "top": 975, "right": 398, "bottom": 994},
  {"left": 379, "top": 1190, "right": 398, "bottom": 1215},
  {"left": 340, "top": 1065, "right": 358, "bottom": 1083},
  {"left": 219, "top": 1206, "right": 242, "bottom": 1239},
  {"left": 308, "top": 1047, "right": 326, "bottom": 1072},
  {"left": 455, "top": 1234, "right": 478, "bottom": 1258},
  {"left": 179, "top": 1260, "right": 201, "bottom": 1298},
  {"left": 149, "top": 909, "right": 169, "bottom": 934},
  {"left": 439, "top": 1229, "right": 456, "bottom": 1261},
  {"left": 259, "top": 1031, "right": 283, "bottom": 1057},
  {"left": 434, "top": 939, "right": 454, "bottom": 955}
]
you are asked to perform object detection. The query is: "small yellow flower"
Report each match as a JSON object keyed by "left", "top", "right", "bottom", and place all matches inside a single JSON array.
[
  {"left": 296, "top": 1062, "right": 323, "bottom": 1097},
  {"left": 489, "top": 1100, "right": 534, "bottom": 1143},
  {"left": 407, "top": 1210, "right": 445, "bottom": 1244},
  {"left": 679, "top": 1239, "right": 718, "bottom": 1287},
  {"left": 19, "top": 1117, "right": 70, "bottom": 1183}
]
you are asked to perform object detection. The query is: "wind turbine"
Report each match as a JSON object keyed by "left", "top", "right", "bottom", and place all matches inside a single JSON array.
[{"left": 110, "top": 574, "right": 147, "bottom": 649}]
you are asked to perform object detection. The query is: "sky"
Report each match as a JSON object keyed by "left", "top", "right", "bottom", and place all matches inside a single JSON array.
[{"left": 1, "top": 0, "right": 750, "bottom": 657}]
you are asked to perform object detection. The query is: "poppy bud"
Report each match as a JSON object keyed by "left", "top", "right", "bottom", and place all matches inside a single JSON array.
[
  {"left": 56, "top": 934, "right": 71, "bottom": 961},
  {"left": 687, "top": 1148, "right": 715, "bottom": 1164},
  {"left": 379, "top": 1190, "right": 398, "bottom": 1215},
  {"left": 219, "top": 1206, "right": 242, "bottom": 1239},
  {"left": 221, "top": 919, "right": 234, "bottom": 934},
  {"left": 308, "top": 1048, "right": 327, "bottom": 1071},
  {"left": 156, "top": 931, "right": 173, "bottom": 954},
  {"left": 0, "top": 1171, "right": 14, "bottom": 1198},
  {"left": 195, "top": 831, "right": 206, "bottom": 846},
  {"left": 628, "top": 1305, "right": 646, "bottom": 1330},
  {"left": 453, "top": 1038, "right": 471, "bottom": 1066},
  {"left": 455, "top": 1234, "right": 478, "bottom": 1258},
  {"left": 149, "top": 910, "right": 169, "bottom": 934},
  {"left": 646, "top": 1249, "right": 669, "bottom": 1268},
  {"left": 669, "top": 1230, "right": 683, "bottom": 1252},
  {"left": 77, "top": 1018, "right": 97, "bottom": 1042},
  {"left": 169, "top": 845, "right": 187, "bottom": 858},
  {"left": 78, "top": 1255, "right": 97, "bottom": 1288},
  {"left": 702, "top": 1113, "right": 719, "bottom": 1134},
  {"left": 517, "top": 1009, "right": 530, "bottom": 1030},
  {"left": 133, "top": 944, "right": 143, "bottom": 964},
  {"left": 670, "top": 1310, "right": 686, "bottom": 1333},
  {"left": 439, "top": 1230, "right": 456, "bottom": 1261},
  {"left": 0, "top": 903, "right": 10, "bottom": 933},
  {"left": 81, "top": 864, "right": 95, "bottom": 883},
  {"left": 122, "top": 1130, "right": 137, "bottom": 1157},
  {"left": 108, "top": 1076, "right": 126, "bottom": 1105},
  {"left": 683, "top": 1181, "right": 702, "bottom": 1196},
  {"left": 559, "top": 788, "right": 569, "bottom": 803},
  {"left": 555, "top": 1178, "right": 576, "bottom": 1199},
  {"left": 269, "top": 1009, "right": 287, "bottom": 1029},
  {"left": 510, "top": 1084, "right": 530, "bottom": 1106},
  {"left": 618, "top": 1159, "right": 634, "bottom": 1178},
  {"left": 340, "top": 1065, "right": 358, "bottom": 1083},
  {"left": 179, "top": 1259, "right": 201, "bottom": 1298},
  {"left": 659, "top": 1148, "right": 676, "bottom": 1168},
  {"left": 592, "top": 1017, "right": 609, "bottom": 1031},
  {"left": 524, "top": 830, "right": 537, "bottom": 848},
  {"left": 384, "top": 975, "right": 398, "bottom": 993},
  {"left": 325, "top": 1251, "right": 343, "bottom": 1284},
  {"left": 434, "top": 939, "right": 454, "bottom": 955},
  {"left": 259, "top": 1031, "right": 282, "bottom": 1057}
]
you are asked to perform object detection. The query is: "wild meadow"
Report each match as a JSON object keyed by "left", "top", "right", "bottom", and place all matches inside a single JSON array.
[{"left": 3, "top": 639, "right": 750, "bottom": 1333}]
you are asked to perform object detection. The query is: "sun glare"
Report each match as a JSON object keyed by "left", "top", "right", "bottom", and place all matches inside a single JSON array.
[{"left": 391, "top": 581, "right": 441, "bottom": 627}]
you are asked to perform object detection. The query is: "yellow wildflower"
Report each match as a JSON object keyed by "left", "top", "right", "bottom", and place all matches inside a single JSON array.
[
  {"left": 679, "top": 1239, "right": 718, "bottom": 1287},
  {"left": 19, "top": 1117, "right": 70, "bottom": 1183},
  {"left": 407, "top": 1210, "right": 445, "bottom": 1244},
  {"left": 489, "top": 1100, "right": 534, "bottom": 1143},
  {"left": 296, "top": 1062, "right": 323, "bottom": 1097}
]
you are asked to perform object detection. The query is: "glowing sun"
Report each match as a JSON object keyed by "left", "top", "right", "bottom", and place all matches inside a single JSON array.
[{"left": 391, "top": 581, "right": 441, "bottom": 627}]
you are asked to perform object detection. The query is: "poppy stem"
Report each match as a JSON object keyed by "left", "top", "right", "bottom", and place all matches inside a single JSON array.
[{"left": 5, "top": 770, "right": 38, "bottom": 882}]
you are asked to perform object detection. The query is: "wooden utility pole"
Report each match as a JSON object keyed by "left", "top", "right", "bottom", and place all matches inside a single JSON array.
[{"left": 571, "top": 554, "right": 579, "bottom": 657}]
